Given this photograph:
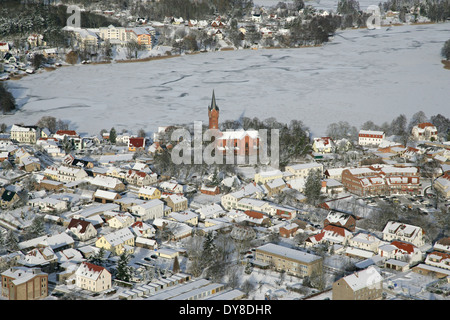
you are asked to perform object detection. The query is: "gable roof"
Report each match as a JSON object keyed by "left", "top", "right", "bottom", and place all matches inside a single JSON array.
[
  {"left": 67, "top": 218, "right": 93, "bottom": 234},
  {"left": 76, "top": 262, "right": 108, "bottom": 280}
]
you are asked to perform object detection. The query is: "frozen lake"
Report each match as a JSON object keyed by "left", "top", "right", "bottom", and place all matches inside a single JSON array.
[{"left": 3, "top": 22, "right": 450, "bottom": 137}]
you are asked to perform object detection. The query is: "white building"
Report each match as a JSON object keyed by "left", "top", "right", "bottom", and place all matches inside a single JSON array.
[
  {"left": 75, "top": 262, "right": 112, "bottom": 292},
  {"left": 382, "top": 221, "right": 425, "bottom": 247},
  {"left": 130, "top": 199, "right": 164, "bottom": 221},
  {"left": 284, "top": 162, "right": 323, "bottom": 179},
  {"left": 10, "top": 124, "right": 40, "bottom": 144},
  {"left": 358, "top": 130, "right": 385, "bottom": 146}
]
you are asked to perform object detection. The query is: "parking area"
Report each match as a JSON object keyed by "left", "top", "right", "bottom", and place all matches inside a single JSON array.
[{"left": 362, "top": 193, "right": 439, "bottom": 215}]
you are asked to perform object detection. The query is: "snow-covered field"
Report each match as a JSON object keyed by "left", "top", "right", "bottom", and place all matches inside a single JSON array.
[{"left": 3, "top": 22, "right": 450, "bottom": 138}]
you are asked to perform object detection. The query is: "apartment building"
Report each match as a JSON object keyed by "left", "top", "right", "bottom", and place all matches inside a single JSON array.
[
  {"left": 358, "top": 130, "right": 385, "bottom": 146},
  {"left": 43, "top": 164, "right": 88, "bottom": 182},
  {"left": 1, "top": 267, "right": 48, "bottom": 300},
  {"left": 341, "top": 165, "right": 420, "bottom": 196},
  {"left": 98, "top": 25, "right": 155, "bottom": 49},
  {"left": 254, "top": 243, "right": 323, "bottom": 278}
]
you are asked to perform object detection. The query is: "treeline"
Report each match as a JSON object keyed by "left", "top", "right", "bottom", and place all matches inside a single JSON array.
[
  {"left": 286, "top": 15, "right": 340, "bottom": 46},
  {"left": 0, "top": 0, "right": 118, "bottom": 45},
  {"left": 0, "top": 83, "right": 16, "bottom": 114},
  {"left": 325, "top": 111, "right": 450, "bottom": 143},
  {"left": 129, "top": 0, "right": 254, "bottom": 21},
  {"left": 382, "top": 0, "right": 450, "bottom": 22}
]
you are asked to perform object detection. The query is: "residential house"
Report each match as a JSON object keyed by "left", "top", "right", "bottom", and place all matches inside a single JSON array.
[
  {"left": 107, "top": 212, "right": 135, "bottom": 229},
  {"left": 284, "top": 162, "right": 323, "bottom": 180},
  {"left": 323, "top": 211, "right": 357, "bottom": 232},
  {"left": 135, "top": 237, "right": 158, "bottom": 250},
  {"left": 138, "top": 186, "right": 161, "bottom": 200},
  {"left": 153, "top": 218, "right": 193, "bottom": 241},
  {"left": 130, "top": 199, "right": 164, "bottom": 221},
  {"left": 90, "top": 175, "right": 126, "bottom": 192},
  {"left": 424, "top": 251, "right": 450, "bottom": 271},
  {"left": 312, "top": 137, "right": 335, "bottom": 154},
  {"left": 1, "top": 267, "right": 48, "bottom": 300},
  {"left": 128, "top": 137, "right": 146, "bottom": 152},
  {"left": 95, "top": 227, "right": 135, "bottom": 255},
  {"left": 196, "top": 203, "right": 226, "bottom": 220},
  {"left": 412, "top": 122, "right": 438, "bottom": 141},
  {"left": 164, "top": 194, "right": 188, "bottom": 212},
  {"left": 382, "top": 221, "right": 425, "bottom": 247},
  {"left": 379, "top": 240, "right": 423, "bottom": 269},
  {"left": 38, "top": 180, "right": 64, "bottom": 192},
  {"left": 434, "top": 237, "right": 450, "bottom": 254},
  {"left": 27, "top": 34, "right": 45, "bottom": 47},
  {"left": 434, "top": 173, "right": 450, "bottom": 199},
  {"left": 18, "top": 232, "right": 75, "bottom": 253},
  {"left": 322, "top": 179, "right": 345, "bottom": 195},
  {"left": 0, "top": 42, "right": 10, "bottom": 53},
  {"left": 254, "top": 243, "right": 323, "bottom": 278},
  {"left": 93, "top": 189, "right": 121, "bottom": 204},
  {"left": 130, "top": 221, "right": 155, "bottom": 238},
  {"left": 243, "top": 210, "right": 271, "bottom": 227},
  {"left": 349, "top": 233, "right": 386, "bottom": 254},
  {"left": 0, "top": 188, "right": 20, "bottom": 209},
  {"left": 236, "top": 198, "right": 272, "bottom": 215},
  {"left": 18, "top": 247, "right": 58, "bottom": 273},
  {"left": 332, "top": 266, "right": 383, "bottom": 300},
  {"left": 66, "top": 218, "right": 97, "bottom": 241},
  {"left": 305, "top": 224, "right": 353, "bottom": 247},
  {"left": 75, "top": 262, "right": 112, "bottom": 292},
  {"left": 254, "top": 169, "right": 283, "bottom": 184},
  {"left": 200, "top": 184, "right": 221, "bottom": 195},
  {"left": 159, "top": 181, "right": 184, "bottom": 194},
  {"left": 28, "top": 197, "right": 67, "bottom": 213},
  {"left": 43, "top": 164, "right": 88, "bottom": 183},
  {"left": 168, "top": 210, "right": 199, "bottom": 226},
  {"left": 125, "top": 169, "right": 157, "bottom": 186},
  {"left": 264, "top": 178, "right": 286, "bottom": 197},
  {"left": 279, "top": 223, "right": 299, "bottom": 238}
]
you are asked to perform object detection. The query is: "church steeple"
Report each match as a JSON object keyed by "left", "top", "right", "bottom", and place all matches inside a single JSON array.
[
  {"left": 208, "top": 90, "right": 219, "bottom": 130},
  {"left": 209, "top": 90, "right": 219, "bottom": 111}
]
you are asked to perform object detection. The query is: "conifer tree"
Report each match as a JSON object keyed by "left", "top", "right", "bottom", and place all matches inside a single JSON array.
[{"left": 115, "top": 252, "right": 133, "bottom": 282}]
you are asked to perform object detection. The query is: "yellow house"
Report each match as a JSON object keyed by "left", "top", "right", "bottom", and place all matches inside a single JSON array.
[
  {"left": 312, "top": 137, "right": 335, "bottom": 154},
  {"left": 138, "top": 186, "right": 161, "bottom": 200},
  {"left": 107, "top": 212, "right": 135, "bottom": 229},
  {"left": 95, "top": 228, "right": 135, "bottom": 255},
  {"left": 254, "top": 169, "right": 283, "bottom": 184}
]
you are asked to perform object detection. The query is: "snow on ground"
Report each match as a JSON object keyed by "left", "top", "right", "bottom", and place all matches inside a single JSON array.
[
  {"left": 255, "top": 0, "right": 392, "bottom": 11},
  {"left": 2, "top": 22, "right": 450, "bottom": 138}
]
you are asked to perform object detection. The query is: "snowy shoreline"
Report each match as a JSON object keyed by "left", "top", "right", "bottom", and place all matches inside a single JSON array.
[{"left": 2, "top": 21, "right": 450, "bottom": 138}]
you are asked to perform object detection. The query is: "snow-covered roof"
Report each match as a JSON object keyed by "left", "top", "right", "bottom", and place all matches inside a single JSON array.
[
  {"left": 256, "top": 243, "right": 321, "bottom": 263},
  {"left": 342, "top": 267, "right": 383, "bottom": 292}
]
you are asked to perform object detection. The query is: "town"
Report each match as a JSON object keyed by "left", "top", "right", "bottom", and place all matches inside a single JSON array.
[
  {"left": 0, "top": 89, "right": 449, "bottom": 301},
  {"left": 1, "top": 0, "right": 449, "bottom": 81}
]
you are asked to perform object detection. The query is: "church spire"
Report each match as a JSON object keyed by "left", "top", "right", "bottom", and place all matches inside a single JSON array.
[
  {"left": 209, "top": 90, "right": 219, "bottom": 111},
  {"left": 208, "top": 90, "right": 219, "bottom": 130}
]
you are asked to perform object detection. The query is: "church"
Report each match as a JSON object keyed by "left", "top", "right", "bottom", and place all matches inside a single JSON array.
[{"left": 207, "top": 91, "right": 260, "bottom": 156}]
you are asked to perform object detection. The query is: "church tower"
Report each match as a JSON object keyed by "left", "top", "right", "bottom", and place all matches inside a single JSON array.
[{"left": 208, "top": 90, "right": 219, "bottom": 130}]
